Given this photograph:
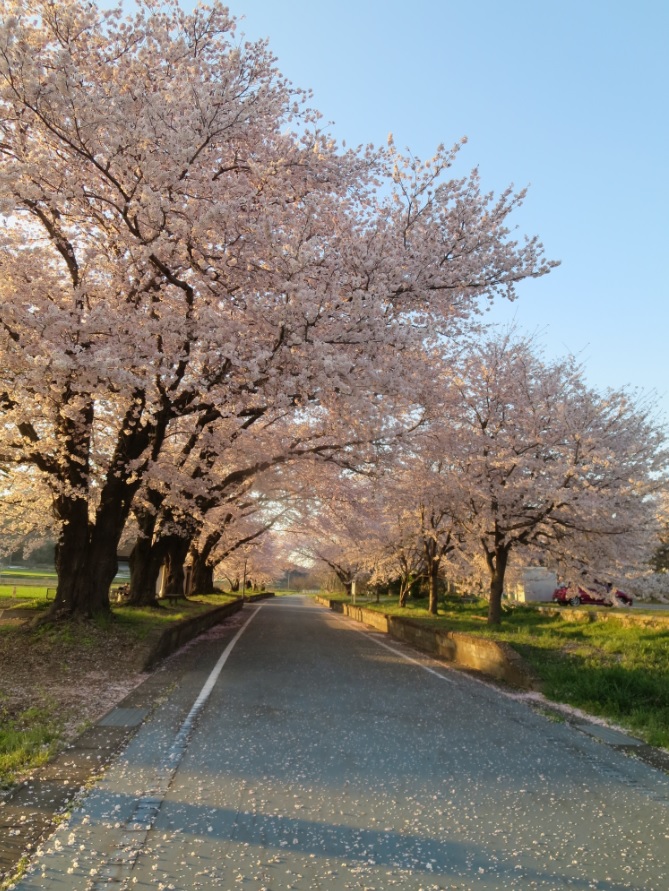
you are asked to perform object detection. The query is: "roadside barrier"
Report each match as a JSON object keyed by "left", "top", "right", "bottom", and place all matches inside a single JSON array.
[{"left": 316, "top": 597, "right": 539, "bottom": 690}]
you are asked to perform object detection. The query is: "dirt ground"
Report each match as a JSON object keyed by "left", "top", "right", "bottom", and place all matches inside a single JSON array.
[{"left": 0, "top": 613, "right": 154, "bottom": 787}]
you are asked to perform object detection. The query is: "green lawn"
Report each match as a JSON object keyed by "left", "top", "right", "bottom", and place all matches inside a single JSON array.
[
  {"left": 0, "top": 587, "right": 53, "bottom": 603},
  {"left": 0, "top": 567, "right": 125, "bottom": 604},
  {"left": 112, "top": 593, "right": 240, "bottom": 636},
  {"left": 0, "top": 568, "right": 57, "bottom": 579},
  {"left": 0, "top": 702, "right": 62, "bottom": 784}
]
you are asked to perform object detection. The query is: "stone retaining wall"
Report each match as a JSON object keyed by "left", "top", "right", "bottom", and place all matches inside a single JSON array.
[
  {"left": 143, "top": 599, "right": 243, "bottom": 669},
  {"left": 316, "top": 597, "right": 538, "bottom": 690},
  {"left": 144, "top": 592, "right": 277, "bottom": 669}
]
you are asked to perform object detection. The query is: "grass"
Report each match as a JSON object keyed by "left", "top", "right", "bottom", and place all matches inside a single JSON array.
[
  {"left": 0, "top": 585, "right": 54, "bottom": 604},
  {"left": 0, "top": 567, "right": 125, "bottom": 605},
  {"left": 112, "top": 593, "right": 240, "bottom": 638},
  {"left": 330, "top": 593, "right": 669, "bottom": 749},
  {"left": 0, "top": 701, "right": 62, "bottom": 787}
]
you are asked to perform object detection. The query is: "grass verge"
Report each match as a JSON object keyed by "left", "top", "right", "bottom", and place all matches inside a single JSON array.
[{"left": 332, "top": 594, "right": 669, "bottom": 749}]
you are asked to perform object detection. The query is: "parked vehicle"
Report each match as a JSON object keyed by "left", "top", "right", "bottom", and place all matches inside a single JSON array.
[{"left": 552, "top": 584, "right": 633, "bottom": 607}]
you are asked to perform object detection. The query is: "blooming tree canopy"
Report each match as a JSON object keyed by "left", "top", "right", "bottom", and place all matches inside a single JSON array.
[
  {"left": 0, "top": 0, "right": 555, "bottom": 618},
  {"left": 438, "top": 333, "right": 668, "bottom": 622}
]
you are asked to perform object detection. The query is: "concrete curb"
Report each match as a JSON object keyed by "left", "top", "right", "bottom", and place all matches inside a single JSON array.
[
  {"left": 142, "top": 599, "right": 244, "bottom": 670},
  {"left": 316, "top": 597, "right": 539, "bottom": 690},
  {"left": 142, "top": 592, "right": 275, "bottom": 669}
]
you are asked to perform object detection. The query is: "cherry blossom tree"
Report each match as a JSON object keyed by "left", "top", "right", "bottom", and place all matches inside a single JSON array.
[
  {"left": 439, "top": 333, "right": 668, "bottom": 623},
  {"left": 126, "top": 386, "right": 401, "bottom": 604},
  {"left": 372, "top": 509, "right": 427, "bottom": 606},
  {"left": 216, "top": 530, "right": 288, "bottom": 594},
  {"left": 385, "top": 463, "right": 461, "bottom": 613},
  {"left": 286, "top": 469, "right": 390, "bottom": 597},
  {"left": 0, "top": 0, "right": 556, "bottom": 619},
  {"left": 362, "top": 458, "right": 456, "bottom": 612}
]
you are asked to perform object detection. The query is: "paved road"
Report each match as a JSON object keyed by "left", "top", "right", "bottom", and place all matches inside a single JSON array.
[{"left": 16, "top": 596, "right": 669, "bottom": 890}]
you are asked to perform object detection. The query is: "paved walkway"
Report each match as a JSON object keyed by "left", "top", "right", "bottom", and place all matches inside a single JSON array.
[{"left": 7, "top": 597, "right": 669, "bottom": 889}]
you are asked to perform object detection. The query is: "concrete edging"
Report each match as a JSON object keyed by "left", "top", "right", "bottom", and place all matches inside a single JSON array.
[
  {"left": 316, "top": 597, "right": 538, "bottom": 690},
  {"left": 142, "top": 592, "right": 276, "bottom": 670}
]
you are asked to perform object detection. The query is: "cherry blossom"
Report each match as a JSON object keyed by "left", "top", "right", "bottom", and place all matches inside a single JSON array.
[{"left": 0, "top": 0, "right": 555, "bottom": 618}]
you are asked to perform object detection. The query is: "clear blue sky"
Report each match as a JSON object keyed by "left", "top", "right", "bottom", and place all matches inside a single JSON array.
[{"left": 195, "top": 0, "right": 669, "bottom": 422}]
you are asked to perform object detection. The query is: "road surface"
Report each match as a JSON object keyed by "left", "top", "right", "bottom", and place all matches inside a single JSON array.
[{"left": 15, "top": 596, "right": 669, "bottom": 890}]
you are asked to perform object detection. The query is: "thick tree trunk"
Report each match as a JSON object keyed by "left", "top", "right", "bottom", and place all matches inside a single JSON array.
[
  {"left": 49, "top": 401, "right": 156, "bottom": 619},
  {"left": 190, "top": 538, "right": 216, "bottom": 596},
  {"left": 486, "top": 545, "right": 509, "bottom": 625},
  {"left": 190, "top": 554, "right": 215, "bottom": 596},
  {"left": 51, "top": 487, "right": 128, "bottom": 619},
  {"left": 128, "top": 537, "right": 164, "bottom": 607},
  {"left": 163, "top": 535, "right": 191, "bottom": 600},
  {"left": 126, "top": 497, "right": 166, "bottom": 607},
  {"left": 52, "top": 527, "right": 121, "bottom": 619},
  {"left": 52, "top": 497, "right": 103, "bottom": 618}
]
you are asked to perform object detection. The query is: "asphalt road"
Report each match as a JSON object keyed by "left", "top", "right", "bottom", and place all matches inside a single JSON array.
[{"left": 15, "top": 596, "right": 669, "bottom": 890}]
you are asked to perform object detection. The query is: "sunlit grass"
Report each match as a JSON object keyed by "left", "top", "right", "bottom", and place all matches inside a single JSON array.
[
  {"left": 0, "top": 585, "right": 53, "bottom": 602},
  {"left": 194, "top": 592, "right": 242, "bottom": 605},
  {"left": 112, "top": 594, "right": 239, "bottom": 637},
  {"left": 0, "top": 568, "right": 57, "bottom": 579},
  {"left": 0, "top": 701, "right": 62, "bottom": 788},
  {"left": 0, "top": 567, "right": 127, "bottom": 603}
]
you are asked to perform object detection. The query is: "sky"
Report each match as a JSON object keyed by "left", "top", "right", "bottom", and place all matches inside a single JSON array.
[{"left": 182, "top": 0, "right": 668, "bottom": 424}]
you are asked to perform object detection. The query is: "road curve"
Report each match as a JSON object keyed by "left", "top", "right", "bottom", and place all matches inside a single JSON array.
[{"left": 15, "top": 595, "right": 669, "bottom": 890}]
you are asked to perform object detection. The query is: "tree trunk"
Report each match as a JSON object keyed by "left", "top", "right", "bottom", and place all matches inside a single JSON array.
[
  {"left": 399, "top": 580, "right": 409, "bottom": 608},
  {"left": 163, "top": 535, "right": 191, "bottom": 600},
  {"left": 51, "top": 488, "right": 128, "bottom": 619},
  {"left": 398, "top": 558, "right": 414, "bottom": 607},
  {"left": 52, "top": 496, "right": 102, "bottom": 618},
  {"left": 486, "top": 544, "right": 509, "bottom": 625},
  {"left": 190, "top": 536, "right": 217, "bottom": 596},
  {"left": 49, "top": 403, "right": 155, "bottom": 619},
  {"left": 128, "top": 536, "right": 164, "bottom": 607},
  {"left": 190, "top": 552, "right": 215, "bottom": 596},
  {"left": 51, "top": 525, "right": 121, "bottom": 619},
  {"left": 427, "top": 557, "right": 441, "bottom": 615},
  {"left": 423, "top": 535, "right": 441, "bottom": 616},
  {"left": 126, "top": 495, "right": 167, "bottom": 607}
]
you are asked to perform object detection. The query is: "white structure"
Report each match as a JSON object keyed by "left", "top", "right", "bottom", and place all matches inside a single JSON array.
[{"left": 507, "top": 567, "right": 557, "bottom": 603}]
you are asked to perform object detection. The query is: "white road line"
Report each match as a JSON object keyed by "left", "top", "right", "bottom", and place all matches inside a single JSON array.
[
  {"left": 92, "top": 605, "right": 263, "bottom": 890},
  {"left": 186, "top": 604, "right": 263, "bottom": 717},
  {"left": 329, "top": 610, "right": 455, "bottom": 684}
]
